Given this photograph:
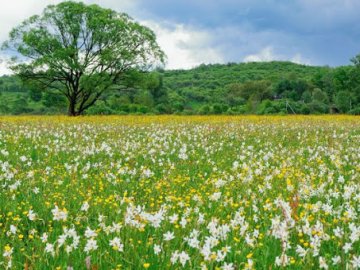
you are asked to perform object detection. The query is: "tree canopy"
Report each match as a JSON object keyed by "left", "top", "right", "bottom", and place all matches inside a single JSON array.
[{"left": 2, "top": 1, "right": 165, "bottom": 115}]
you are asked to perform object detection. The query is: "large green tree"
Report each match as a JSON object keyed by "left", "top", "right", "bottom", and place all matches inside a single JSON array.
[{"left": 2, "top": 1, "right": 165, "bottom": 115}]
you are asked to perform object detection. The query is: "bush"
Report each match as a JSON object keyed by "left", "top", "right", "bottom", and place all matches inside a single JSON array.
[
  {"left": 138, "top": 106, "right": 150, "bottom": 114},
  {"left": 199, "top": 105, "right": 211, "bottom": 115},
  {"left": 308, "top": 101, "right": 329, "bottom": 114},
  {"left": 299, "top": 104, "right": 311, "bottom": 115},
  {"left": 212, "top": 103, "right": 228, "bottom": 114},
  {"left": 349, "top": 107, "right": 360, "bottom": 115},
  {"left": 86, "top": 101, "right": 114, "bottom": 115},
  {"left": 128, "top": 104, "right": 138, "bottom": 113},
  {"left": 256, "top": 100, "right": 274, "bottom": 115},
  {"left": 12, "top": 98, "right": 32, "bottom": 115},
  {"left": 155, "top": 103, "right": 172, "bottom": 114}
]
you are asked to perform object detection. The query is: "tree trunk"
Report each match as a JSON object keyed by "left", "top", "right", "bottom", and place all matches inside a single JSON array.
[{"left": 68, "top": 98, "right": 77, "bottom": 116}]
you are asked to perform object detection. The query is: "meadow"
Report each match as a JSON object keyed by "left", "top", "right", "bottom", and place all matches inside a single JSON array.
[{"left": 0, "top": 115, "right": 360, "bottom": 269}]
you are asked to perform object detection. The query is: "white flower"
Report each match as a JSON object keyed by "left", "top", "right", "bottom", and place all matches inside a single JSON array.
[
  {"left": 0, "top": 149, "right": 9, "bottom": 156},
  {"left": 3, "top": 246, "right": 13, "bottom": 257},
  {"left": 333, "top": 227, "right": 344, "bottom": 238},
  {"left": 275, "top": 254, "right": 289, "bottom": 267},
  {"left": 338, "top": 175, "right": 345, "bottom": 183},
  {"left": 45, "top": 243, "right": 55, "bottom": 256},
  {"left": 66, "top": 245, "right": 73, "bottom": 254},
  {"left": 296, "top": 245, "right": 307, "bottom": 257},
  {"left": 110, "top": 222, "right": 122, "bottom": 233},
  {"left": 27, "top": 209, "right": 37, "bottom": 221},
  {"left": 84, "top": 227, "right": 97, "bottom": 238},
  {"left": 351, "top": 256, "right": 360, "bottom": 269},
  {"left": 9, "top": 225, "right": 17, "bottom": 235},
  {"left": 179, "top": 145, "right": 188, "bottom": 160},
  {"left": 81, "top": 202, "right": 90, "bottom": 212},
  {"left": 142, "top": 168, "right": 153, "bottom": 178},
  {"left": 171, "top": 251, "right": 179, "bottom": 264},
  {"left": 154, "top": 244, "right": 162, "bottom": 255},
  {"left": 332, "top": 256, "right": 341, "bottom": 265},
  {"left": 319, "top": 257, "right": 328, "bottom": 269},
  {"left": 180, "top": 217, "right": 187, "bottom": 228},
  {"left": 51, "top": 206, "right": 67, "bottom": 221},
  {"left": 163, "top": 231, "right": 175, "bottom": 241},
  {"left": 245, "top": 259, "right": 253, "bottom": 270},
  {"left": 222, "top": 262, "right": 234, "bottom": 270},
  {"left": 84, "top": 239, "right": 98, "bottom": 253},
  {"left": 343, "top": 242, "right": 352, "bottom": 253},
  {"left": 178, "top": 251, "right": 190, "bottom": 266},
  {"left": 169, "top": 214, "right": 179, "bottom": 224},
  {"left": 209, "top": 192, "right": 222, "bottom": 201},
  {"left": 109, "top": 237, "right": 124, "bottom": 252},
  {"left": 232, "top": 161, "right": 239, "bottom": 170},
  {"left": 58, "top": 234, "right": 67, "bottom": 247},
  {"left": 41, "top": 233, "right": 48, "bottom": 243}
]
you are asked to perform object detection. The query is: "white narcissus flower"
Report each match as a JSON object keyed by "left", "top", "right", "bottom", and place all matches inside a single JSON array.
[
  {"left": 343, "top": 242, "right": 352, "bottom": 254},
  {"left": 84, "top": 239, "right": 98, "bottom": 253},
  {"left": 27, "top": 209, "right": 37, "bottom": 221},
  {"left": 84, "top": 227, "right": 97, "bottom": 238},
  {"left": 296, "top": 245, "right": 307, "bottom": 257},
  {"left": 45, "top": 243, "right": 55, "bottom": 256},
  {"left": 332, "top": 256, "right": 341, "bottom": 265},
  {"left": 319, "top": 257, "right": 328, "bottom": 269},
  {"left": 9, "top": 225, "right": 17, "bottom": 235},
  {"left": 178, "top": 251, "right": 190, "bottom": 266},
  {"left": 170, "top": 251, "right": 179, "bottom": 265},
  {"left": 275, "top": 254, "right": 289, "bottom": 267},
  {"left": 3, "top": 245, "right": 13, "bottom": 257},
  {"left": 41, "top": 233, "right": 48, "bottom": 243},
  {"left": 351, "top": 256, "right": 360, "bottom": 269},
  {"left": 81, "top": 202, "right": 89, "bottom": 212},
  {"left": 154, "top": 244, "right": 162, "bottom": 255},
  {"left": 51, "top": 206, "right": 67, "bottom": 221},
  {"left": 109, "top": 237, "right": 124, "bottom": 252},
  {"left": 222, "top": 262, "right": 235, "bottom": 270},
  {"left": 163, "top": 231, "right": 175, "bottom": 241}
]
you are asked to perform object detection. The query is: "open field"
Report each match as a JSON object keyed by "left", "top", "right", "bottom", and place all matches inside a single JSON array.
[{"left": 1, "top": 115, "right": 360, "bottom": 269}]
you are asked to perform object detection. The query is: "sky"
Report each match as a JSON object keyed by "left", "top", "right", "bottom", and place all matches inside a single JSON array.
[{"left": 1, "top": 0, "right": 360, "bottom": 74}]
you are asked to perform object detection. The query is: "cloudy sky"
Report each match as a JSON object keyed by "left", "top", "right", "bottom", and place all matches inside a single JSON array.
[{"left": 1, "top": 0, "right": 360, "bottom": 74}]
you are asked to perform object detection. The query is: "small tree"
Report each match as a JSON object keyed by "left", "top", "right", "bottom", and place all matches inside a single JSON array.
[
  {"left": 2, "top": 1, "right": 165, "bottom": 115},
  {"left": 335, "top": 91, "right": 354, "bottom": 113}
]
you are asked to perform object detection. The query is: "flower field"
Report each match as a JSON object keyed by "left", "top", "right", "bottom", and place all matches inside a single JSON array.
[{"left": 1, "top": 115, "right": 360, "bottom": 269}]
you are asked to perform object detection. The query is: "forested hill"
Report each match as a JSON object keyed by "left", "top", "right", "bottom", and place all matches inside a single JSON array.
[
  {"left": 163, "top": 61, "right": 326, "bottom": 89},
  {"left": 1, "top": 61, "right": 359, "bottom": 115}
]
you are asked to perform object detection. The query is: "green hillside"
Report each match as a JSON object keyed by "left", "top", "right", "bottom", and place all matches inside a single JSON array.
[
  {"left": 1, "top": 61, "right": 359, "bottom": 115},
  {"left": 164, "top": 61, "right": 326, "bottom": 89}
]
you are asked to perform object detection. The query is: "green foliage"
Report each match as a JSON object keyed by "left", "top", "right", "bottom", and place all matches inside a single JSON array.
[
  {"left": 12, "top": 96, "right": 31, "bottom": 115},
  {"left": 42, "top": 91, "right": 67, "bottom": 109},
  {"left": 312, "top": 88, "right": 329, "bottom": 104},
  {"left": 1, "top": 59, "right": 360, "bottom": 115},
  {"left": 2, "top": 1, "right": 164, "bottom": 115},
  {"left": 199, "top": 105, "right": 211, "bottom": 115},
  {"left": 85, "top": 100, "right": 114, "bottom": 115},
  {"left": 334, "top": 91, "right": 354, "bottom": 113},
  {"left": 29, "top": 88, "right": 42, "bottom": 102},
  {"left": 349, "top": 107, "right": 360, "bottom": 115},
  {"left": 308, "top": 101, "right": 329, "bottom": 114}
]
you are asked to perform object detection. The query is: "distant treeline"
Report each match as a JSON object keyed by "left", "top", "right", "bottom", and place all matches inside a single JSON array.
[{"left": 1, "top": 61, "right": 360, "bottom": 115}]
